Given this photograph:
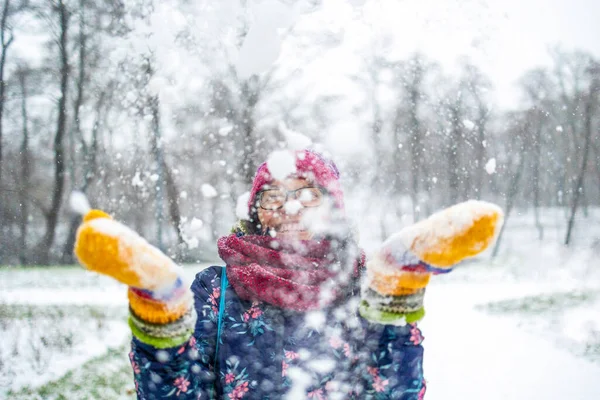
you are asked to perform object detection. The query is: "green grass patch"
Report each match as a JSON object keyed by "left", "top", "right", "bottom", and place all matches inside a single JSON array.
[
  {"left": 1, "top": 302, "right": 132, "bottom": 399},
  {"left": 0, "top": 303, "right": 127, "bottom": 321},
  {"left": 0, "top": 265, "right": 80, "bottom": 270},
  {"left": 477, "top": 289, "right": 600, "bottom": 365},
  {"left": 8, "top": 345, "right": 136, "bottom": 400},
  {"left": 477, "top": 290, "right": 600, "bottom": 315}
]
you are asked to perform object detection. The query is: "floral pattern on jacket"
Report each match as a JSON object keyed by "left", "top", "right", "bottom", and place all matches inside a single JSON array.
[{"left": 130, "top": 266, "right": 426, "bottom": 399}]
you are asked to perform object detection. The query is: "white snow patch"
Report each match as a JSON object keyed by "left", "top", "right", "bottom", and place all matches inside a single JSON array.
[
  {"left": 279, "top": 122, "right": 312, "bottom": 150},
  {"left": 422, "top": 279, "right": 600, "bottom": 400},
  {"left": 235, "top": 0, "right": 297, "bottom": 79},
  {"left": 125, "top": 91, "right": 137, "bottom": 103},
  {"left": 185, "top": 237, "right": 199, "bottom": 250},
  {"left": 283, "top": 200, "right": 303, "bottom": 215},
  {"left": 485, "top": 158, "right": 497, "bottom": 174},
  {"left": 236, "top": 26, "right": 282, "bottom": 79},
  {"left": 556, "top": 125, "right": 564, "bottom": 132},
  {"left": 132, "top": 171, "right": 144, "bottom": 187},
  {"left": 267, "top": 150, "right": 297, "bottom": 181},
  {"left": 69, "top": 191, "right": 91, "bottom": 215},
  {"left": 219, "top": 125, "right": 233, "bottom": 136},
  {"left": 188, "top": 218, "right": 204, "bottom": 234},
  {"left": 201, "top": 183, "right": 218, "bottom": 198},
  {"left": 304, "top": 311, "right": 326, "bottom": 330},
  {"left": 463, "top": 119, "right": 476, "bottom": 130},
  {"left": 236, "top": 192, "right": 251, "bottom": 220},
  {"left": 284, "top": 367, "right": 312, "bottom": 400},
  {"left": 307, "top": 358, "right": 336, "bottom": 374},
  {"left": 561, "top": 304, "right": 600, "bottom": 344}
]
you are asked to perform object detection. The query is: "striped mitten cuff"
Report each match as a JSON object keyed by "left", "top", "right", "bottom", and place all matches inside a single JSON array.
[
  {"left": 129, "top": 307, "right": 197, "bottom": 349},
  {"left": 359, "top": 253, "right": 429, "bottom": 325},
  {"left": 128, "top": 277, "right": 196, "bottom": 348},
  {"left": 359, "top": 288, "right": 425, "bottom": 325}
]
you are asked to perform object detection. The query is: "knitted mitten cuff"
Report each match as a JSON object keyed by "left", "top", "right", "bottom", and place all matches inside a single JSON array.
[
  {"left": 359, "top": 301, "right": 425, "bottom": 325},
  {"left": 363, "top": 288, "right": 425, "bottom": 314},
  {"left": 128, "top": 278, "right": 193, "bottom": 324},
  {"left": 130, "top": 307, "right": 197, "bottom": 339},
  {"left": 361, "top": 255, "right": 428, "bottom": 325},
  {"left": 129, "top": 317, "right": 194, "bottom": 349}
]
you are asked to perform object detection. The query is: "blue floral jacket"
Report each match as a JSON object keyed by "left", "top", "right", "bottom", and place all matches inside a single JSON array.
[{"left": 130, "top": 266, "right": 426, "bottom": 399}]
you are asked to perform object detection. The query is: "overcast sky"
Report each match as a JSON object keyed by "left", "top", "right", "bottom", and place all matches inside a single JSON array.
[
  {"left": 311, "top": 0, "right": 600, "bottom": 109},
  {"left": 12, "top": 0, "right": 600, "bottom": 111}
]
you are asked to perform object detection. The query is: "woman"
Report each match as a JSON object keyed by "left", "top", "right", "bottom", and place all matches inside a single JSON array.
[{"left": 75, "top": 149, "right": 501, "bottom": 399}]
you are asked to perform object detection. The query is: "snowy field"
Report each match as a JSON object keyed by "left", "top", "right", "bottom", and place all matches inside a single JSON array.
[{"left": 1, "top": 209, "right": 600, "bottom": 399}]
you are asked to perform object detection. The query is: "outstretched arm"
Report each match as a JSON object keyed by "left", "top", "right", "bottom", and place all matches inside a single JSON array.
[
  {"left": 74, "top": 210, "right": 219, "bottom": 399},
  {"left": 357, "top": 200, "right": 504, "bottom": 398}
]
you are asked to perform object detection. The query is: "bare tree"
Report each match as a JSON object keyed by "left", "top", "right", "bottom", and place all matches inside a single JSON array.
[
  {"left": 459, "top": 60, "right": 493, "bottom": 199},
  {"left": 401, "top": 54, "right": 425, "bottom": 221},
  {"left": 35, "top": 0, "right": 70, "bottom": 265},
  {"left": 446, "top": 93, "right": 464, "bottom": 205},
  {"left": 493, "top": 115, "right": 528, "bottom": 257},
  {"left": 565, "top": 61, "right": 599, "bottom": 245},
  {"left": 519, "top": 68, "right": 553, "bottom": 240},
  {"left": 61, "top": 89, "right": 107, "bottom": 263},
  {"left": 0, "top": 0, "right": 14, "bottom": 190}
]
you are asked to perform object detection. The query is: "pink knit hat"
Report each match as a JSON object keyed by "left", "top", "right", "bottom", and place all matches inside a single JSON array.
[{"left": 247, "top": 149, "right": 345, "bottom": 214}]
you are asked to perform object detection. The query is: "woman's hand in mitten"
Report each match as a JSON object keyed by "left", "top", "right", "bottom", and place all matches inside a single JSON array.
[
  {"left": 74, "top": 210, "right": 192, "bottom": 326},
  {"left": 360, "top": 200, "right": 504, "bottom": 324}
]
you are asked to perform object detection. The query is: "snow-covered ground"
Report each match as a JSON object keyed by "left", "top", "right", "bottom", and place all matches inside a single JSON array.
[
  {"left": 2, "top": 204, "right": 600, "bottom": 399},
  {"left": 423, "top": 265, "right": 600, "bottom": 400}
]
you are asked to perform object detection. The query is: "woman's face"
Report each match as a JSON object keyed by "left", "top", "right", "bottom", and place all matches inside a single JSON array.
[{"left": 256, "top": 177, "right": 324, "bottom": 240}]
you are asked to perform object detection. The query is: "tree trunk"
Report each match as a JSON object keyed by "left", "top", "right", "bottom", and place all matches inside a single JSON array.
[
  {"left": 148, "top": 92, "right": 166, "bottom": 251},
  {"left": 240, "top": 80, "right": 258, "bottom": 186},
  {"left": 0, "top": 0, "right": 13, "bottom": 186},
  {"left": 565, "top": 90, "right": 595, "bottom": 245},
  {"left": 448, "top": 105, "right": 461, "bottom": 205},
  {"left": 532, "top": 117, "right": 544, "bottom": 240},
  {"left": 18, "top": 67, "right": 30, "bottom": 265},
  {"left": 67, "top": 0, "right": 87, "bottom": 190},
  {"left": 163, "top": 160, "right": 184, "bottom": 252},
  {"left": 409, "top": 85, "right": 421, "bottom": 221},
  {"left": 474, "top": 107, "right": 487, "bottom": 200},
  {"left": 61, "top": 91, "right": 105, "bottom": 264},
  {"left": 492, "top": 146, "right": 526, "bottom": 258},
  {"left": 0, "top": 0, "right": 14, "bottom": 262},
  {"left": 37, "top": 1, "right": 69, "bottom": 265},
  {"left": 370, "top": 112, "right": 387, "bottom": 240}
]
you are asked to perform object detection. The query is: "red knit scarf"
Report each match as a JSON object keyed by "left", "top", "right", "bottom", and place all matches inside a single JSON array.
[{"left": 217, "top": 234, "right": 364, "bottom": 311}]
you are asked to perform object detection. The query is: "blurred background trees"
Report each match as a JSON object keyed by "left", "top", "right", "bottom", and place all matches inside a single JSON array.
[{"left": 0, "top": 0, "right": 598, "bottom": 265}]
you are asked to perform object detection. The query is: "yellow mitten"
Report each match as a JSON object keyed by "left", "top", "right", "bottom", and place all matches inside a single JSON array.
[
  {"left": 74, "top": 210, "right": 192, "bottom": 326},
  {"left": 361, "top": 200, "right": 504, "bottom": 324},
  {"left": 74, "top": 210, "right": 181, "bottom": 290}
]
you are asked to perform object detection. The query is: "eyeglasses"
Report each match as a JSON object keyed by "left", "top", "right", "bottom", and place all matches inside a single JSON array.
[{"left": 257, "top": 187, "right": 324, "bottom": 210}]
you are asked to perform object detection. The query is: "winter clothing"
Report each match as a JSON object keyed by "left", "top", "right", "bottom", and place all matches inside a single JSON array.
[
  {"left": 217, "top": 233, "right": 364, "bottom": 311},
  {"left": 375, "top": 200, "right": 504, "bottom": 269},
  {"left": 74, "top": 209, "right": 196, "bottom": 348},
  {"left": 73, "top": 150, "right": 504, "bottom": 399},
  {"left": 129, "top": 266, "right": 427, "bottom": 399},
  {"left": 74, "top": 210, "right": 184, "bottom": 290},
  {"left": 360, "top": 200, "right": 504, "bottom": 325}
]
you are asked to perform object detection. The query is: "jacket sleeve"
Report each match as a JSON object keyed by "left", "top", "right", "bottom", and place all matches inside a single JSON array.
[
  {"left": 129, "top": 266, "right": 223, "bottom": 399},
  {"left": 358, "top": 320, "right": 426, "bottom": 400}
]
